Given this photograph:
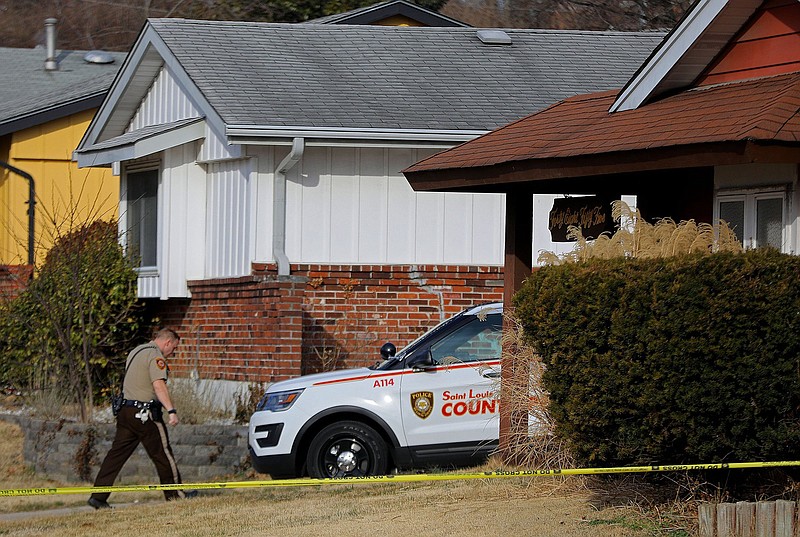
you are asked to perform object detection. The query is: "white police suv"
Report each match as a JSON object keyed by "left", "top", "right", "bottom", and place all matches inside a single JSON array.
[{"left": 248, "top": 302, "right": 503, "bottom": 478}]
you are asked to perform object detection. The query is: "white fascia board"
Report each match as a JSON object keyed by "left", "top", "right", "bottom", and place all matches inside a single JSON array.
[
  {"left": 78, "top": 26, "right": 159, "bottom": 150},
  {"left": 75, "top": 120, "right": 206, "bottom": 168},
  {"left": 610, "top": 0, "right": 728, "bottom": 113},
  {"left": 226, "top": 125, "right": 488, "bottom": 144}
]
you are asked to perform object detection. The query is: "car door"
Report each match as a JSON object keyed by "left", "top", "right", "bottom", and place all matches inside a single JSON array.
[{"left": 399, "top": 312, "right": 502, "bottom": 461}]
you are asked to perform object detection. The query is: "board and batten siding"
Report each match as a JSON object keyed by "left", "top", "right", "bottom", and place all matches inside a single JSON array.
[
  {"left": 128, "top": 66, "right": 200, "bottom": 130},
  {"left": 142, "top": 141, "right": 507, "bottom": 299},
  {"left": 206, "top": 159, "right": 253, "bottom": 279},
  {"left": 132, "top": 144, "right": 207, "bottom": 299},
  {"left": 126, "top": 66, "right": 504, "bottom": 298},
  {"left": 253, "top": 145, "right": 506, "bottom": 267}
]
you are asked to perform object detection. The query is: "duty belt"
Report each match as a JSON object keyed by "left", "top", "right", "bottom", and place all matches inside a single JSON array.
[
  {"left": 122, "top": 399, "right": 155, "bottom": 409},
  {"left": 122, "top": 399, "right": 160, "bottom": 423}
]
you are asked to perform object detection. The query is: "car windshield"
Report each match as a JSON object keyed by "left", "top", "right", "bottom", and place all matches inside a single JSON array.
[{"left": 369, "top": 308, "right": 471, "bottom": 370}]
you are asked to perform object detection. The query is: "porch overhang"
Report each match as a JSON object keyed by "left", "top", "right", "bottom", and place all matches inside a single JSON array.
[
  {"left": 404, "top": 141, "right": 800, "bottom": 193},
  {"left": 74, "top": 117, "right": 206, "bottom": 168}
]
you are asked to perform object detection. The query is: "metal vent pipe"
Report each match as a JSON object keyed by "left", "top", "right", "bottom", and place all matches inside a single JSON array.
[{"left": 44, "top": 18, "right": 58, "bottom": 71}]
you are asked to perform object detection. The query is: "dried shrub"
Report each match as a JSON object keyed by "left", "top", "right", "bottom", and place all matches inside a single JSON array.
[
  {"left": 500, "top": 314, "right": 574, "bottom": 471},
  {"left": 234, "top": 383, "right": 266, "bottom": 425},
  {"left": 168, "top": 381, "right": 229, "bottom": 425},
  {"left": 25, "top": 388, "right": 72, "bottom": 421}
]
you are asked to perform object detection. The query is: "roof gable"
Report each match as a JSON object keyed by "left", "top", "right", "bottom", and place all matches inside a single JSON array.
[
  {"left": 697, "top": 0, "right": 800, "bottom": 85},
  {"left": 304, "top": 0, "right": 469, "bottom": 27},
  {"left": 611, "top": 0, "right": 763, "bottom": 112},
  {"left": 78, "top": 22, "right": 222, "bottom": 154}
]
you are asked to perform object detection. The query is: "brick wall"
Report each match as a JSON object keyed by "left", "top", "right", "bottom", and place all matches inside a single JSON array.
[
  {"left": 0, "top": 264, "right": 32, "bottom": 299},
  {"left": 145, "top": 275, "right": 306, "bottom": 383},
  {"left": 291, "top": 264, "right": 503, "bottom": 374},
  {"left": 148, "top": 264, "right": 503, "bottom": 383}
]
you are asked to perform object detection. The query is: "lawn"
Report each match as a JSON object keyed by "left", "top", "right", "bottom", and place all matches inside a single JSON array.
[{"left": 0, "top": 419, "right": 690, "bottom": 536}]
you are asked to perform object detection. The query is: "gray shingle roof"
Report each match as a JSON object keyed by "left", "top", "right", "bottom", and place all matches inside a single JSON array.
[
  {"left": 149, "top": 19, "right": 664, "bottom": 132},
  {"left": 0, "top": 47, "right": 125, "bottom": 136}
]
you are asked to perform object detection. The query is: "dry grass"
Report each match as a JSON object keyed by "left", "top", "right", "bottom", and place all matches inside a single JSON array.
[
  {"left": 537, "top": 200, "right": 742, "bottom": 265},
  {"left": 499, "top": 315, "right": 576, "bottom": 472},
  {"left": 0, "top": 419, "right": 163, "bottom": 514},
  {"left": 167, "top": 381, "right": 231, "bottom": 425},
  {"left": 0, "top": 420, "right": 682, "bottom": 536}
]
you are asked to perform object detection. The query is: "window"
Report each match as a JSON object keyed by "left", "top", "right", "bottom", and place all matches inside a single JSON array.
[
  {"left": 430, "top": 314, "right": 503, "bottom": 364},
  {"left": 125, "top": 169, "right": 158, "bottom": 267},
  {"left": 716, "top": 190, "right": 787, "bottom": 251}
]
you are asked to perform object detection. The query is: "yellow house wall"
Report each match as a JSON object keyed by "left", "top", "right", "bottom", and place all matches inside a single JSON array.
[
  {"left": 0, "top": 108, "right": 118, "bottom": 265},
  {"left": 376, "top": 15, "right": 425, "bottom": 26}
]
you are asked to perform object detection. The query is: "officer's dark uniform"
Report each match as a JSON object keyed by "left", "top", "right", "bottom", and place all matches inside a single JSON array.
[{"left": 89, "top": 342, "right": 186, "bottom": 503}]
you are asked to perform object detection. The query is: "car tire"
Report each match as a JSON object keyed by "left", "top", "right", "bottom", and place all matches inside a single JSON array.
[{"left": 306, "top": 420, "right": 388, "bottom": 478}]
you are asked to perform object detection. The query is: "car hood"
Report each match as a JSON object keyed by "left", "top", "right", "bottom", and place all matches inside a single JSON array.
[{"left": 266, "top": 367, "right": 375, "bottom": 392}]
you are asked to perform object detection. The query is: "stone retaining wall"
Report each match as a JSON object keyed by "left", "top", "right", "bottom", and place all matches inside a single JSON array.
[{"left": 6, "top": 415, "right": 249, "bottom": 483}]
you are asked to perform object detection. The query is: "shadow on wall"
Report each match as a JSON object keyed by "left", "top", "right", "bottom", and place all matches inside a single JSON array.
[{"left": 301, "top": 309, "right": 380, "bottom": 375}]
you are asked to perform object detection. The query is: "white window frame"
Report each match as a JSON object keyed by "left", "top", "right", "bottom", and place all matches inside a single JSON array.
[
  {"left": 714, "top": 187, "right": 790, "bottom": 252},
  {"left": 120, "top": 161, "right": 161, "bottom": 275}
]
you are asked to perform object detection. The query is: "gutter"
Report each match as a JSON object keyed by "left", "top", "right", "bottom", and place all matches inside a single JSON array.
[
  {"left": 273, "top": 137, "right": 304, "bottom": 276},
  {"left": 0, "top": 161, "right": 35, "bottom": 265},
  {"left": 227, "top": 125, "right": 487, "bottom": 144}
]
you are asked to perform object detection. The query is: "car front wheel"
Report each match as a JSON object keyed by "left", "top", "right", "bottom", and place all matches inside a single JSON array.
[{"left": 306, "top": 421, "right": 388, "bottom": 478}]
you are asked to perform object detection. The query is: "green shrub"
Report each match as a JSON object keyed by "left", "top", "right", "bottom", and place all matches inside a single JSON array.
[
  {"left": 513, "top": 249, "right": 800, "bottom": 467},
  {"left": 0, "top": 220, "right": 143, "bottom": 421}
]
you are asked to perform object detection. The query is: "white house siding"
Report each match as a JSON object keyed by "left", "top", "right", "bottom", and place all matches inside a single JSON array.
[
  {"left": 139, "top": 141, "right": 508, "bottom": 299},
  {"left": 128, "top": 66, "right": 200, "bottom": 130},
  {"left": 130, "top": 145, "right": 206, "bottom": 299},
  {"left": 250, "top": 145, "right": 505, "bottom": 266},
  {"left": 205, "top": 159, "right": 253, "bottom": 278},
  {"left": 159, "top": 145, "right": 207, "bottom": 298},
  {"left": 121, "top": 158, "right": 162, "bottom": 298},
  {"left": 198, "top": 124, "right": 243, "bottom": 162},
  {"left": 137, "top": 269, "right": 160, "bottom": 298}
]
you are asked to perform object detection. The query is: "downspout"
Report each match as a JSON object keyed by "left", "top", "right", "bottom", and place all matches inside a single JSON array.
[
  {"left": 273, "top": 137, "right": 304, "bottom": 276},
  {"left": 0, "top": 161, "right": 35, "bottom": 265}
]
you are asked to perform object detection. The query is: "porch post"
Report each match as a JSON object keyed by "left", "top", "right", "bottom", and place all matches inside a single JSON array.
[{"left": 500, "top": 188, "right": 532, "bottom": 461}]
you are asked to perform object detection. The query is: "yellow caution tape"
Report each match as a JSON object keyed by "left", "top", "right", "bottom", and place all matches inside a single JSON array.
[{"left": 1, "top": 460, "right": 798, "bottom": 497}]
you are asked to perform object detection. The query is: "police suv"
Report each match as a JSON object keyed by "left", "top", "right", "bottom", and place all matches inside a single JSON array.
[{"left": 248, "top": 303, "right": 503, "bottom": 478}]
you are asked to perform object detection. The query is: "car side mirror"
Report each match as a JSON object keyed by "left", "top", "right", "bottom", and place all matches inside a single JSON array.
[
  {"left": 407, "top": 351, "right": 434, "bottom": 370},
  {"left": 380, "top": 342, "right": 396, "bottom": 359}
]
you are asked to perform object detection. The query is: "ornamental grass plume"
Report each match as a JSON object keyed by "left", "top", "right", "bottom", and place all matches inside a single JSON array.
[{"left": 538, "top": 200, "right": 743, "bottom": 265}]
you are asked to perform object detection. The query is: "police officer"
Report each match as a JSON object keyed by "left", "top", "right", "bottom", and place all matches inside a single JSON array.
[{"left": 88, "top": 328, "right": 192, "bottom": 509}]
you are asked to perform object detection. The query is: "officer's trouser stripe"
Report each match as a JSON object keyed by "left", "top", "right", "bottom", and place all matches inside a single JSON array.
[{"left": 154, "top": 420, "right": 185, "bottom": 499}]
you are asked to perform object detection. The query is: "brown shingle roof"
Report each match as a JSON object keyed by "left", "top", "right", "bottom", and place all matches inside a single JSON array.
[{"left": 404, "top": 71, "right": 800, "bottom": 175}]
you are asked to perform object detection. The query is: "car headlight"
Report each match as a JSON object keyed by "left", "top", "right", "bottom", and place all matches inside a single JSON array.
[{"left": 256, "top": 388, "right": 304, "bottom": 412}]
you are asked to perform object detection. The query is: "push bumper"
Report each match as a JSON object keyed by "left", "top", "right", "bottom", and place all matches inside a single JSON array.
[{"left": 248, "top": 447, "right": 297, "bottom": 479}]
